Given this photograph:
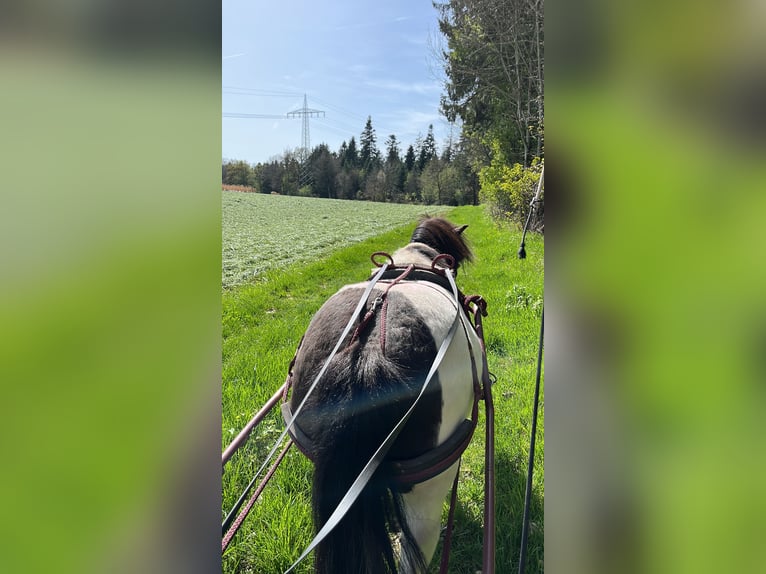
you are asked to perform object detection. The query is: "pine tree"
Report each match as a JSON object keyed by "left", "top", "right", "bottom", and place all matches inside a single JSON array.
[
  {"left": 418, "top": 124, "right": 437, "bottom": 171},
  {"left": 384, "top": 134, "right": 400, "bottom": 166},
  {"left": 404, "top": 144, "right": 416, "bottom": 172},
  {"left": 359, "top": 116, "right": 380, "bottom": 171},
  {"left": 342, "top": 136, "right": 359, "bottom": 169}
]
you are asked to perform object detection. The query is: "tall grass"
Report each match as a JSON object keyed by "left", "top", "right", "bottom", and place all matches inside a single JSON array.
[{"left": 222, "top": 205, "right": 543, "bottom": 573}]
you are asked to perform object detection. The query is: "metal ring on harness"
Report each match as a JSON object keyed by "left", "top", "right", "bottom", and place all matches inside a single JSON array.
[
  {"left": 371, "top": 251, "right": 394, "bottom": 267},
  {"left": 431, "top": 253, "right": 456, "bottom": 271}
]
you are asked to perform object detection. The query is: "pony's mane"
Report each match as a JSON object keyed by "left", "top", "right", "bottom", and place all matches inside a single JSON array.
[{"left": 409, "top": 217, "right": 473, "bottom": 270}]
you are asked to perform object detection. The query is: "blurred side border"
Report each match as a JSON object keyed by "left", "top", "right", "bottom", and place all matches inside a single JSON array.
[
  {"left": 546, "top": 0, "right": 766, "bottom": 573},
  {"left": 0, "top": 2, "right": 221, "bottom": 573}
]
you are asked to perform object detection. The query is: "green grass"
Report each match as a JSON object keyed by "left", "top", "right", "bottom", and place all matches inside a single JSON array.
[
  {"left": 222, "top": 204, "right": 543, "bottom": 573},
  {"left": 222, "top": 192, "right": 449, "bottom": 288}
]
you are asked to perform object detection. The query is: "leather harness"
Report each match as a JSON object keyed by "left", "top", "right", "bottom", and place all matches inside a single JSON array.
[{"left": 280, "top": 262, "right": 486, "bottom": 487}]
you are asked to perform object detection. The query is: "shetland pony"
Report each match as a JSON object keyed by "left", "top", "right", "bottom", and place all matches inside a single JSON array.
[{"left": 286, "top": 217, "right": 484, "bottom": 573}]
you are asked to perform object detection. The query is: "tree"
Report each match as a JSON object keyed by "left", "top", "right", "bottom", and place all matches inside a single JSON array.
[
  {"left": 335, "top": 169, "right": 361, "bottom": 200},
  {"left": 435, "top": 0, "right": 544, "bottom": 166},
  {"left": 404, "top": 144, "right": 416, "bottom": 172},
  {"left": 341, "top": 137, "right": 359, "bottom": 169},
  {"left": 418, "top": 124, "right": 437, "bottom": 170},
  {"left": 404, "top": 170, "right": 422, "bottom": 202},
  {"left": 222, "top": 159, "right": 251, "bottom": 186},
  {"left": 260, "top": 160, "right": 282, "bottom": 194},
  {"left": 359, "top": 116, "right": 380, "bottom": 172},
  {"left": 384, "top": 134, "right": 401, "bottom": 166},
  {"left": 309, "top": 144, "right": 339, "bottom": 199},
  {"left": 337, "top": 140, "right": 348, "bottom": 165},
  {"left": 441, "top": 140, "right": 453, "bottom": 163},
  {"left": 280, "top": 150, "right": 302, "bottom": 195},
  {"left": 421, "top": 158, "right": 467, "bottom": 206},
  {"left": 479, "top": 140, "right": 543, "bottom": 226},
  {"left": 363, "top": 169, "right": 387, "bottom": 202}
]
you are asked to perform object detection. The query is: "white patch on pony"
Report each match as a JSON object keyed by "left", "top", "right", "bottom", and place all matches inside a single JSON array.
[
  {"left": 390, "top": 281, "right": 482, "bottom": 570},
  {"left": 393, "top": 282, "right": 474, "bottom": 439},
  {"left": 399, "top": 461, "right": 460, "bottom": 573}
]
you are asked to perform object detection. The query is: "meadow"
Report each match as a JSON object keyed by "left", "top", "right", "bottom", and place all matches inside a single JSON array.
[
  {"left": 222, "top": 191, "right": 448, "bottom": 288},
  {"left": 222, "top": 195, "right": 544, "bottom": 573}
]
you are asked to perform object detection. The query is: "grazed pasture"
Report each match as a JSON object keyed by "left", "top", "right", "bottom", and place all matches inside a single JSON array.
[{"left": 222, "top": 192, "right": 447, "bottom": 288}]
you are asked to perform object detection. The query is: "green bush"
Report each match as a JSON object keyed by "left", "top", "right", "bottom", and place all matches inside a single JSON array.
[{"left": 479, "top": 141, "right": 543, "bottom": 230}]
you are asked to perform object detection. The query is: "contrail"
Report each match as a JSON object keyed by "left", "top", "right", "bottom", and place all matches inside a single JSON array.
[{"left": 223, "top": 53, "right": 246, "bottom": 60}]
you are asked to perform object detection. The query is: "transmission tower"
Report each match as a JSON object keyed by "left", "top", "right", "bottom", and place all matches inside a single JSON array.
[
  {"left": 223, "top": 93, "right": 326, "bottom": 186},
  {"left": 287, "top": 94, "right": 325, "bottom": 186}
]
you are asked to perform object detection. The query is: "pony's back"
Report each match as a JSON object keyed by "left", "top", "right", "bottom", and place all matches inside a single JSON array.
[{"left": 290, "top": 286, "right": 439, "bottom": 573}]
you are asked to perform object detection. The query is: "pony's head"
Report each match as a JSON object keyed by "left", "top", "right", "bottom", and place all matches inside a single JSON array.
[{"left": 410, "top": 217, "right": 473, "bottom": 272}]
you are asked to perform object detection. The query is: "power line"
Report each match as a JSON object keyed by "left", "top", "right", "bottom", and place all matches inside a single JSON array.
[
  {"left": 222, "top": 86, "right": 302, "bottom": 97},
  {"left": 223, "top": 112, "right": 287, "bottom": 119},
  {"left": 310, "top": 96, "right": 368, "bottom": 124}
]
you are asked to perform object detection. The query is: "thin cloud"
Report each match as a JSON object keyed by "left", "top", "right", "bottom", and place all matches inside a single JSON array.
[
  {"left": 348, "top": 63, "right": 375, "bottom": 76},
  {"left": 366, "top": 79, "right": 441, "bottom": 95},
  {"left": 334, "top": 16, "right": 412, "bottom": 31}
]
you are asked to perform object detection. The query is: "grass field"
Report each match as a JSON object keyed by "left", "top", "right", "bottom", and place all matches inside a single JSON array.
[
  {"left": 222, "top": 192, "right": 448, "bottom": 288},
  {"left": 222, "top": 197, "right": 544, "bottom": 573}
]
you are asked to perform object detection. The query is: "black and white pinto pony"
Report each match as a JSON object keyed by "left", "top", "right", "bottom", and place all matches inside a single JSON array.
[{"left": 283, "top": 217, "right": 485, "bottom": 574}]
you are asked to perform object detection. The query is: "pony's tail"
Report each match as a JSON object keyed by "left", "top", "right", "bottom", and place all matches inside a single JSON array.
[{"left": 311, "top": 414, "right": 426, "bottom": 574}]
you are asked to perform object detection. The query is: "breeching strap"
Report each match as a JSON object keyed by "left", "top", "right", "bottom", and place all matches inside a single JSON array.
[
  {"left": 283, "top": 266, "right": 464, "bottom": 574},
  {"left": 222, "top": 262, "right": 391, "bottom": 536}
]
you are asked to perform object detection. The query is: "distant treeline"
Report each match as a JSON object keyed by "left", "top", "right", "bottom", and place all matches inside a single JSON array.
[{"left": 223, "top": 122, "right": 480, "bottom": 206}]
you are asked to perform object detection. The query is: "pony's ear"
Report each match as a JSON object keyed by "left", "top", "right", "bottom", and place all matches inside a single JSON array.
[{"left": 454, "top": 224, "right": 468, "bottom": 235}]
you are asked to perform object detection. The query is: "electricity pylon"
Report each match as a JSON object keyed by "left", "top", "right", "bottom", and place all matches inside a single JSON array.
[{"left": 287, "top": 95, "right": 325, "bottom": 186}]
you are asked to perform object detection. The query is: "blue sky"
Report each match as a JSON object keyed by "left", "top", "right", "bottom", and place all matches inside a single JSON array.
[{"left": 222, "top": 0, "right": 457, "bottom": 165}]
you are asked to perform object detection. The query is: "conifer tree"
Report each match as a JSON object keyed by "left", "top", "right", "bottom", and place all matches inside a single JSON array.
[
  {"left": 404, "top": 144, "right": 416, "bottom": 172},
  {"left": 418, "top": 124, "right": 437, "bottom": 170},
  {"left": 359, "top": 116, "right": 380, "bottom": 171},
  {"left": 384, "top": 134, "right": 400, "bottom": 165},
  {"left": 342, "top": 136, "right": 359, "bottom": 169}
]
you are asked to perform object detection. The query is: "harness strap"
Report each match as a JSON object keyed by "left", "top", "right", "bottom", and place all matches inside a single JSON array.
[
  {"left": 281, "top": 404, "right": 477, "bottom": 486},
  {"left": 375, "top": 267, "right": 455, "bottom": 294},
  {"left": 350, "top": 264, "right": 414, "bottom": 346}
]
